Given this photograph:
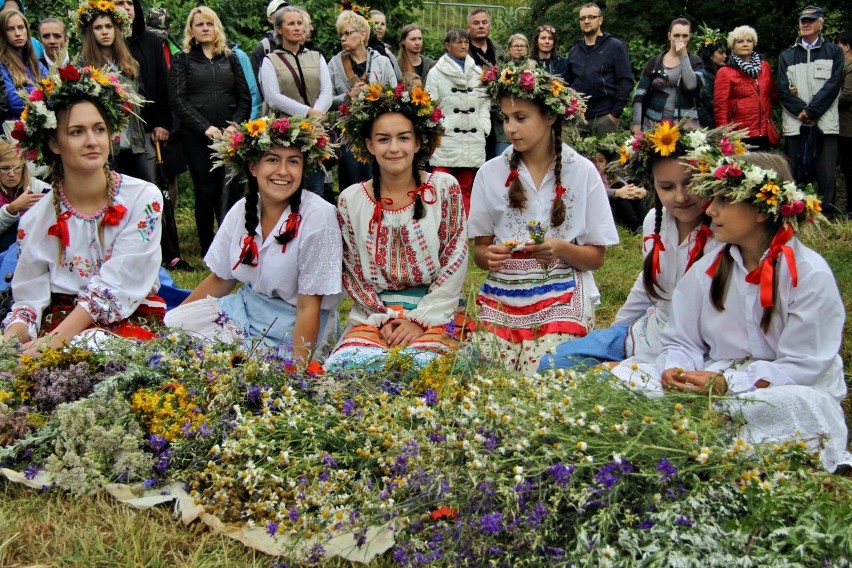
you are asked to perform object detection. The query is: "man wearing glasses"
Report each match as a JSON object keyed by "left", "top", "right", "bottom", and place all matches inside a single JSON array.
[{"left": 565, "top": 3, "right": 633, "bottom": 136}]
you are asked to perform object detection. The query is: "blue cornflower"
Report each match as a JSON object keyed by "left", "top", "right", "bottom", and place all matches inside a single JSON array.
[
  {"left": 147, "top": 353, "right": 163, "bottom": 368},
  {"left": 143, "top": 477, "right": 158, "bottom": 489},
  {"left": 479, "top": 512, "right": 503, "bottom": 535},
  {"left": 547, "top": 462, "right": 575, "bottom": 486},
  {"left": 657, "top": 458, "right": 678, "bottom": 482},
  {"left": 24, "top": 464, "right": 40, "bottom": 480}
]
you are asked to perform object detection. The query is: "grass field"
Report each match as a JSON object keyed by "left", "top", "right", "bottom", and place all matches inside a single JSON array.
[{"left": 1, "top": 175, "right": 851, "bottom": 567}]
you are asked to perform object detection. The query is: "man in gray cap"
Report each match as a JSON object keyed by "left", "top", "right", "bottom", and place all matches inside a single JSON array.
[{"left": 777, "top": 5, "right": 844, "bottom": 218}]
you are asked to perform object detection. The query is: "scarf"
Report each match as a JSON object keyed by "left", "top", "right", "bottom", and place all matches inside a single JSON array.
[{"left": 729, "top": 52, "right": 763, "bottom": 79}]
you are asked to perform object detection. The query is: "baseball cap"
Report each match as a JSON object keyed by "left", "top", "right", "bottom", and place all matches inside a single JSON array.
[
  {"left": 798, "top": 5, "right": 825, "bottom": 20},
  {"left": 267, "top": 0, "right": 289, "bottom": 18}
]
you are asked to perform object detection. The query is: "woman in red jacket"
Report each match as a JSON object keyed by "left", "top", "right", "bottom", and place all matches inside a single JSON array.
[{"left": 714, "top": 25, "right": 779, "bottom": 150}]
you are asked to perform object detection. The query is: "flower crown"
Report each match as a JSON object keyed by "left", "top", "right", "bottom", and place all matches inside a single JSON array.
[
  {"left": 340, "top": 1, "right": 372, "bottom": 23},
  {"left": 693, "top": 24, "right": 726, "bottom": 52},
  {"left": 480, "top": 61, "right": 586, "bottom": 123},
  {"left": 335, "top": 83, "right": 444, "bottom": 167},
  {"left": 688, "top": 156, "right": 824, "bottom": 230},
  {"left": 615, "top": 122, "right": 748, "bottom": 184},
  {"left": 73, "top": 0, "right": 132, "bottom": 36},
  {"left": 12, "top": 65, "right": 142, "bottom": 166},
  {"left": 210, "top": 114, "right": 335, "bottom": 179}
]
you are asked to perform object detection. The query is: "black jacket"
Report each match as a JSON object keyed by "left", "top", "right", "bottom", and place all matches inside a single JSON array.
[
  {"left": 565, "top": 33, "right": 633, "bottom": 119},
  {"left": 127, "top": 0, "right": 171, "bottom": 131},
  {"left": 169, "top": 44, "right": 251, "bottom": 136}
]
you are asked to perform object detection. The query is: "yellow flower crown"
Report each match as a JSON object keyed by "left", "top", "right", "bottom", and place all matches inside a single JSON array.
[{"left": 73, "top": 0, "right": 132, "bottom": 36}]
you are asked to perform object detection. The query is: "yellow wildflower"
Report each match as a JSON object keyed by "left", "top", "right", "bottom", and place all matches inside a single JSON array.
[
  {"left": 646, "top": 122, "right": 680, "bottom": 156},
  {"left": 550, "top": 80, "right": 564, "bottom": 96},
  {"left": 733, "top": 140, "right": 747, "bottom": 155},
  {"left": 364, "top": 83, "right": 384, "bottom": 101},
  {"left": 410, "top": 86, "right": 430, "bottom": 106},
  {"left": 619, "top": 146, "right": 630, "bottom": 165},
  {"left": 245, "top": 118, "right": 267, "bottom": 137}
]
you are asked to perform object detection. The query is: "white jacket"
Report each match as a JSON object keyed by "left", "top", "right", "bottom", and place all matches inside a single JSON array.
[{"left": 425, "top": 54, "right": 490, "bottom": 168}]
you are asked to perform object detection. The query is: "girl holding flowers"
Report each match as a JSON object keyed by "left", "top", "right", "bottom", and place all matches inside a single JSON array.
[
  {"left": 611, "top": 152, "right": 850, "bottom": 471},
  {"left": 538, "top": 123, "right": 733, "bottom": 371},
  {"left": 324, "top": 82, "right": 468, "bottom": 370},
  {"left": 469, "top": 61, "right": 618, "bottom": 374},
  {"left": 2, "top": 64, "right": 164, "bottom": 351},
  {"left": 163, "top": 114, "right": 342, "bottom": 364},
  {"left": 73, "top": 0, "right": 148, "bottom": 181}
]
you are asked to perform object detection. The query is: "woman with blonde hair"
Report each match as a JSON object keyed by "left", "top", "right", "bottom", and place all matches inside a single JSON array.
[
  {"left": 168, "top": 6, "right": 251, "bottom": 255},
  {"left": 714, "top": 25, "right": 778, "bottom": 150},
  {"left": 327, "top": 8, "right": 395, "bottom": 191},
  {"left": 0, "top": 139, "right": 48, "bottom": 251},
  {"left": 0, "top": 9, "right": 46, "bottom": 122},
  {"left": 506, "top": 33, "right": 529, "bottom": 61}
]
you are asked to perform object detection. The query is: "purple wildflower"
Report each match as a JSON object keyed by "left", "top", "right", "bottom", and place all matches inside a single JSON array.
[
  {"left": 318, "top": 470, "right": 330, "bottom": 482},
  {"left": 443, "top": 319, "right": 457, "bottom": 337},
  {"left": 147, "top": 353, "right": 163, "bottom": 368},
  {"left": 306, "top": 544, "right": 325, "bottom": 564},
  {"left": 288, "top": 508, "right": 299, "bottom": 521},
  {"left": 143, "top": 477, "right": 158, "bottom": 489},
  {"left": 676, "top": 516, "right": 694, "bottom": 527},
  {"left": 478, "top": 512, "right": 503, "bottom": 535},
  {"left": 547, "top": 462, "right": 575, "bottom": 486},
  {"left": 657, "top": 458, "right": 678, "bottom": 482},
  {"left": 639, "top": 519, "right": 655, "bottom": 530},
  {"left": 427, "top": 430, "right": 446, "bottom": 444},
  {"left": 267, "top": 521, "right": 279, "bottom": 536},
  {"left": 392, "top": 546, "right": 410, "bottom": 565},
  {"left": 213, "top": 311, "right": 230, "bottom": 327},
  {"left": 525, "top": 501, "right": 549, "bottom": 528},
  {"left": 423, "top": 389, "right": 438, "bottom": 406},
  {"left": 342, "top": 398, "right": 355, "bottom": 416},
  {"left": 24, "top": 464, "right": 40, "bottom": 480},
  {"left": 321, "top": 453, "right": 337, "bottom": 467},
  {"left": 246, "top": 385, "right": 261, "bottom": 406}
]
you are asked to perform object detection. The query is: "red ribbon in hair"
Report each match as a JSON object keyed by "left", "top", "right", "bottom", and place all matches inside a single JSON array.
[
  {"left": 744, "top": 224, "right": 797, "bottom": 308},
  {"left": 685, "top": 224, "right": 714, "bottom": 271},
  {"left": 553, "top": 183, "right": 566, "bottom": 204},
  {"left": 705, "top": 248, "right": 725, "bottom": 278},
  {"left": 101, "top": 204, "right": 127, "bottom": 227},
  {"left": 47, "top": 211, "right": 72, "bottom": 247},
  {"left": 279, "top": 212, "right": 302, "bottom": 253},
  {"left": 643, "top": 233, "right": 665, "bottom": 281},
  {"left": 232, "top": 235, "right": 259, "bottom": 270},
  {"left": 407, "top": 183, "right": 438, "bottom": 205},
  {"left": 505, "top": 170, "right": 519, "bottom": 187}
]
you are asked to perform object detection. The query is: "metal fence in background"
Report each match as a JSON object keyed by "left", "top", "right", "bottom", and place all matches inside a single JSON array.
[{"left": 420, "top": 1, "right": 531, "bottom": 37}]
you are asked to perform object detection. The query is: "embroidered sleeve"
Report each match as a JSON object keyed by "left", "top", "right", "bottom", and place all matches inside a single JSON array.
[
  {"left": 297, "top": 218, "right": 344, "bottom": 297},
  {"left": 80, "top": 187, "right": 163, "bottom": 325},
  {"left": 337, "top": 193, "right": 390, "bottom": 325},
  {"left": 405, "top": 177, "right": 469, "bottom": 327}
]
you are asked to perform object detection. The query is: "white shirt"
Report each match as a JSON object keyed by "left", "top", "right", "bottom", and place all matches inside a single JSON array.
[
  {"left": 337, "top": 171, "right": 468, "bottom": 328},
  {"left": 3, "top": 174, "right": 162, "bottom": 339},
  {"left": 656, "top": 238, "right": 846, "bottom": 400},
  {"left": 206, "top": 191, "right": 343, "bottom": 311},
  {"left": 259, "top": 54, "right": 333, "bottom": 116}
]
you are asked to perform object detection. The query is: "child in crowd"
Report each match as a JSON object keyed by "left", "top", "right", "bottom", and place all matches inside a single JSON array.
[
  {"left": 324, "top": 83, "right": 468, "bottom": 370},
  {"left": 539, "top": 124, "right": 732, "bottom": 371},
  {"left": 2, "top": 65, "right": 164, "bottom": 350},
  {"left": 469, "top": 61, "right": 618, "bottom": 374},
  {"left": 592, "top": 142, "right": 647, "bottom": 233},
  {"left": 164, "top": 115, "right": 342, "bottom": 365},
  {"left": 611, "top": 151, "right": 850, "bottom": 471}
]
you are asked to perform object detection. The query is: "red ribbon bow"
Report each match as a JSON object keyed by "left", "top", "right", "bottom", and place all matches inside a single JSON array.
[
  {"left": 101, "top": 204, "right": 127, "bottom": 227},
  {"left": 505, "top": 170, "right": 519, "bottom": 187},
  {"left": 553, "top": 183, "right": 566, "bottom": 204},
  {"left": 407, "top": 183, "right": 438, "bottom": 205},
  {"left": 279, "top": 212, "right": 302, "bottom": 253},
  {"left": 47, "top": 211, "right": 72, "bottom": 247},
  {"left": 369, "top": 196, "right": 394, "bottom": 264},
  {"left": 232, "top": 235, "right": 259, "bottom": 270},
  {"left": 643, "top": 233, "right": 665, "bottom": 281},
  {"left": 745, "top": 224, "right": 797, "bottom": 308},
  {"left": 685, "top": 224, "right": 713, "bottom": 271}
]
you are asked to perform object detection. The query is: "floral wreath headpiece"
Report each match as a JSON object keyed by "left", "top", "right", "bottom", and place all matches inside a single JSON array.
[
  {"left": 340, "top": 1, "right": 372, "bottom": 24},
  {"left": 614, "top": 122, "right": 748, "bottom": 185},
  {"left": 335, "top": 83, "right": 444, "bottom": 168},
  {"left": 688, "top": 156, "right": 824, "bottom": 231},
  {"left": 12, "top": 65, "right": 142, "bottom": 166},
  {"left": 210, "top": 114, "right": 335, "bottom": 180},
  {"left": 480, "top": 61, "right": 586, "bottom": 123},
  {"left": 73, "top": 0, "right": 133, "bottom": 36},
  {"left": 693, "top": 24, "right": 726, "bottom": 52}
]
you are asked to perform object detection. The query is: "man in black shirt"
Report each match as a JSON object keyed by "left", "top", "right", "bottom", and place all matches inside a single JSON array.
[{"left": 467, "top": 9, "right": 506, "bottom": 160}]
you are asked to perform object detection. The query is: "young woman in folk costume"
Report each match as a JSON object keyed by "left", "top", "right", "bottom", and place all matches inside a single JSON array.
[
  {"left": 538, "top": 123, "right": 739, "bottom": 371},
  {"left": 2, "top": 64, "right": 164, "bottom": 352},
  {"left": 324, "top": 83, "right": 468, "bottom": 370},
  {"left": 163, "top": 114, "right": 342, "bottom": 365},
  {"left": 611, "top": 151, "right": 851, "bottom": 472},
  {"left": 469, "top": 61, "right": 618, "bottom": 375},
  {"left": 73, "top": 0, "right": 149, "bottom": 181}
]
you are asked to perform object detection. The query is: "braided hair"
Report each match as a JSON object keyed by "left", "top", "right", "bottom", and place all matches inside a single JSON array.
[
  {"left": 240, "top": 165, "right": 306, "bottom": 266},
  {"left": 506, "top": 102, "right": 566, "bottom": 228}
]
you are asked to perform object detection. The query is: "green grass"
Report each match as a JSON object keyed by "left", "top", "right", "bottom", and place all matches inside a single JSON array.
[{"left": 1, "top": 178, "right": 850, "bottom": 567}]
